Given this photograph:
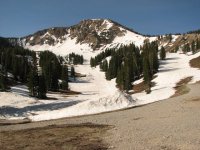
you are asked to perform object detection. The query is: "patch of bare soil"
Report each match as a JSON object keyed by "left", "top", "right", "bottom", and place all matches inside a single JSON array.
[
  {"left": 0, "top": 119, "right": 31, "bottom": 126},
  {"left": 0, "top": 123, "right": 111, "bottom": 150},
  {"left": 190, "top": 56, "right": 200, "bottom": 69},
  {"left": 132, "top": 81, "right": 156, "bottom": 94},
  {"left": 172, "top": 76, "right": 193, "bottom": 97}
]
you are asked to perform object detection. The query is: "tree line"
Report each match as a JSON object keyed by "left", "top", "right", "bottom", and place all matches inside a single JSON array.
[
  {"left": 182, "top": 38, "right": 200, "bottom": 54},
  {"left": 67, "top": 52, "right": 84, "bottom": 65},
  {"left": 0, "top": 37, "right": 35, "bottom": 91},
  {"left": 0, "top": 38, "right": 76, "bottom": 98},
  {"left": 28, "top": 51, "right": 76, "bottom": 98},
  {"left": 90, "top": 41, "right": 162, "bottom": 93}
]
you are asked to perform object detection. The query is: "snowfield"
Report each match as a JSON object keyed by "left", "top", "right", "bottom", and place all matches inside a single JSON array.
[
  {"left": 132, "top": 52, "right": 200, "bottom": 105},
  {"left": 1, "top": 51, "right": 200, "bottom": 121},
  {"left": 0, "top": 25, "right": 199, "bottom": 121}
]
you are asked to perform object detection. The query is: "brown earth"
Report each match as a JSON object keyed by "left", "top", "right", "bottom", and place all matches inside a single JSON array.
[
  {"left": 1, "top": 83, "right": 200, "bottom": 150},
  {"left": 0, "top": 124, "right": 111, "bottom": 150}
]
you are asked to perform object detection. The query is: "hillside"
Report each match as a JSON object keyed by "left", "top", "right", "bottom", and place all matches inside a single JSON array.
[
  {"left": 0, "top": 19, "right": 200, "bottom": 121},
  {"left": 7, "top": 19, "right": 200, "bottom": 58}
]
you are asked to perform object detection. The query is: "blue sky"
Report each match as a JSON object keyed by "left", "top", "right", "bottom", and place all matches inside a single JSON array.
[{"left": 0, "top": 0, "right": 200, "bottom": 37}]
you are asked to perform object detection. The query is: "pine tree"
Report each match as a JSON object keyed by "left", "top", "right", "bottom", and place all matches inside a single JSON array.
[
  {"left": 37, "top": 75, "right": 47, "bottom": 99},
  {"left": 102, "top": 59, "right": 108, "bottom": 72},
  {"left": 28, "top": 67, "right": 38, "bottom": 97},
  {"left": 0, "top": 72, "right": 6, "bottom": 91},
  {"left": 71, "top": 66, "right": 75, "bottom": 80},
  {"left": 61, "top": 65, "right": 68, "bottom": 90},
  {"left": 196, "top": 38, "right": 200, "bottom": 50},
  {"left": 116, "top": 67, "right": 124, "bottom": 89},
  {"left": 143, "top": 57, "right": 152, "bottom": 94},
  {"left": 90, "top": 58, "right": 95, "bottom": 67},
  {"left": 123, "top": 61, "right": 132, "bottom": 92},
  {"left": 191, "top": 40, "right": 195, "bottom": 54},
  {"left": 160, "top": 46, "right": 166, "bottom": 60}
]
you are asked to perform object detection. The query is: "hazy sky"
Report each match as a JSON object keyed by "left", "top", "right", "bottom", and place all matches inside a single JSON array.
[{"left": 0, "top": 0, "right": 200, "bottom": 37}]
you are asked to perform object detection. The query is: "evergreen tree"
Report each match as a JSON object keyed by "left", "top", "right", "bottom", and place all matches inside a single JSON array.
[
  {"left": 142, "top": 57, "right": 152, "bottom": 94},
  {"left": 61, "top": 65, "right": 68, "bottom": 90},
  {"left": 39, "top": 51, "right": 61, "bottom": 91},
  {"left": 116, "top": 66, "right": 124, "bottom": 89},
  {"left": 0, "top": 72, "right": 6, "bottom": 91},
  {"left": 174, "top": 46, "right": 179, "bottom": 53},
  {"left": 71, "top": 66, "right": 75, "bottom": 80},
  {"left": 196, "top": 38, "right": 200, "bottom": 50},
  {"left": 191, "top": 40, "right": 196, "bottom": 54},
  {"left": 160, "top": 46, "right": 166, "bottom": 60},
  {"left": 101, "top": 59, "right": 108, "bottom": 72},
  {"left": 123, "top": 60, "right": 132, "bottom": 92},
  {"left": 183, "top": 43, "right": 190, "bottom": 53},
  {"left": 90, "top": 58, "right": 95, "bottom": 67},
  {"left": 28, "top": 67, "right": 38, "bottom": 97},
  {"left": 37, "top": 75, "right": 47, "bottom": 99}
]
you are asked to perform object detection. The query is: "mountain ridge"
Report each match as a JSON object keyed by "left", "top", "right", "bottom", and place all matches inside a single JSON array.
[{"left": 4, "top": 18, "right": 200, "bottom": 56}]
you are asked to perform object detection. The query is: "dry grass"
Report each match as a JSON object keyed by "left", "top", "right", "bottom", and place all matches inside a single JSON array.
[
  {"left": 172, "top": 76, "right": 193, "bottom": 97},
  {"left": 132, "top": 76, "right": 157, "bottom": 94},
  {"left": 0, "top": 123, "right": 111, "bottom": 150},
  {"left": 190, "top": 56, "right": 200, "bottom": 69},
  {"left": 132, "top": 81, "right": 146, "bottom": 94}
]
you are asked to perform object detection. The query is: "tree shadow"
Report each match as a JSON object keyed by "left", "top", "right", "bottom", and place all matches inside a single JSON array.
[
  {"left": 0, "top": 100, "right": 80, "bottom": 117},
  {"left": 10, "top": 86, "right": 30, "bottom": 97},
  {"left": 165, "top": 57, "right": 180, "bottom": 60},
  {"left": 159, "top": 68, "right": 179, "bottom": 73},
  {"left": 159, "top": 61, "right": 178, "bottom": 66}
]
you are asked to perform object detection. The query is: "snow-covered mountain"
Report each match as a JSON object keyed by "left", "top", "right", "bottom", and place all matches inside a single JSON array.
[
  {"left": 7, "top": 19, "right": 200, "bottom": 58},
  {"left": 1, "top": 19, "right": 200, "bottom": 121},
  {"left": 19, "top": 19, "right": 155, "bottom": 57}
]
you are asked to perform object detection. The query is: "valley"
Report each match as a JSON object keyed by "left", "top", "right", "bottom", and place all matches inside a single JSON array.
[{"left": 0, "top": 17, "right": 200, "bottom": 150}]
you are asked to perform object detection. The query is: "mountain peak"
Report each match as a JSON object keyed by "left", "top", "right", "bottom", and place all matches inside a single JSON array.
[{"left": 22, "top": 18, "right": 132, "bottom": 50}]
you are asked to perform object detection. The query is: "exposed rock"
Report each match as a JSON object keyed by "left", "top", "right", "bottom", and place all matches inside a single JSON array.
[{"left": 19, "top": 19, "right": 128, "bottom": 50}]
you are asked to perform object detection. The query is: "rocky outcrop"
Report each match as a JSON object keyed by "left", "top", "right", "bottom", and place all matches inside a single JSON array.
[{"left": 21, "top": 19, "right": 127, "bottom": 50}]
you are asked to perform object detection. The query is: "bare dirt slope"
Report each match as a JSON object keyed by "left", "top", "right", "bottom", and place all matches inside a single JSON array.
[{"left": 1, "top": 83, "right": 200, "bottom": 150}]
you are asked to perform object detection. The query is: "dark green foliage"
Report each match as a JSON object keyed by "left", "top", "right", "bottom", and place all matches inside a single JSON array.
[
  {"left": 90, "top": 48, "right": 114, "bottom": 67},
  {"left": 196, "top": 38, "right": 200, "bottom": 50},
  {"left": 191, "top": 40, "right": 195, "bottom": 54},
  {"left": 182, "top": 43, "right": 190, "bottom": 53},
  {"left": 187, "top": 29, "right": 200, "bottom": 34},
  {"left": 68, "top": 53, "right": 84, "bottom": 65},
  {"left": 106, "top": 53, "right": 119, "bottom": 80},
  {"left": 174, "top": 46, "right": 179, "bottom": 53},
  {"left": 142, "top": 57, "right": 152, "bottom": 94},
  {"left": 0, "top": 72, "right": 6, "bottom": 91},
  {"left": 0, "top": 37, "right": 35, "bottom": 93},
  {"left": 71, "top": 66, "right": 75, "bottom": 80},
  {"left": 61, "top": 65, "right": 68, "bottom": 90},
  {"left": 28, "top": 65, "right": 38, "bottom": 97},
  {"left": 160, "top": 46, "right": 166, "bottom": 60},
  {"left": 37, "top": 75, "right": 47, "bottom": 99},
  {"left": 181, "top": 39, "right": 200, "bottom": 54},
  {"left": 90, "top": 58, "right": 95, "bottom": 67},
  {"left": 142, "top": 41, "right": 159, "bottom": 94},
  {"left": 102, "top": 44, "right": 143, "bottom": 91},
  {"left": 100, "top": 59, "right": 108, "bottom": 72},
  {"left": 39, "top": 51, "right": 61, "bottom": 91}
]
